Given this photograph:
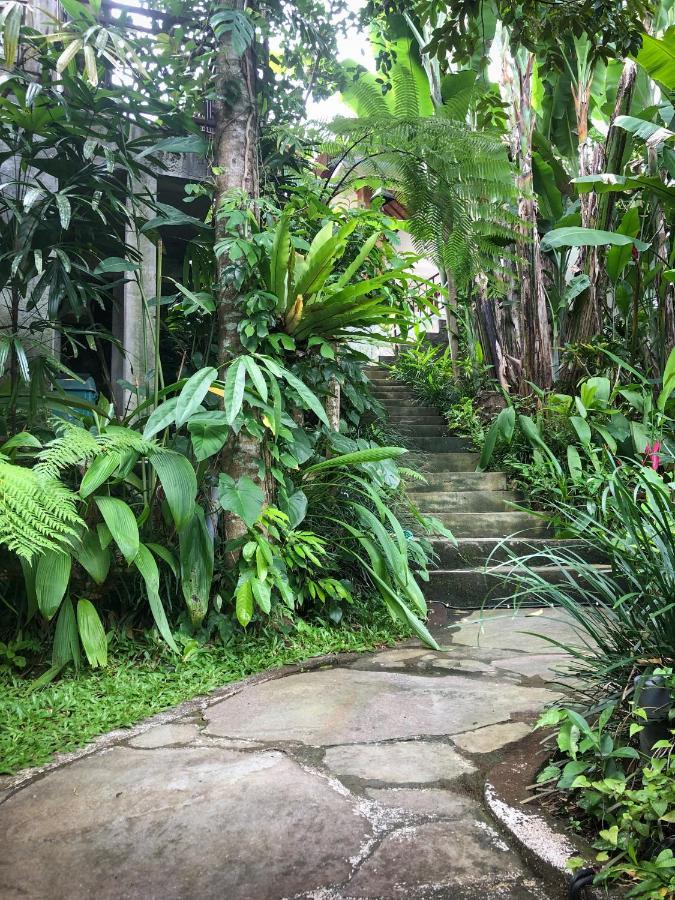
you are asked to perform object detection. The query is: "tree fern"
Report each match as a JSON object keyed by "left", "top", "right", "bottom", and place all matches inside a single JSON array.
[
  {"left": 324, "top": 54, "right": 519, "bottom": 290},
  {"left": 0, "top": 460, "right": 83, "bottom": 560}
]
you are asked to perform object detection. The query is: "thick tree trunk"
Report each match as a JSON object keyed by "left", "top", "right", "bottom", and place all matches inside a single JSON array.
[
  {"left": 213, "top": 0, "right": 269, "bottom": 546},
  {"left": 474, "top": 274, "right": 509, "bottom": 391},
  {"left": 514, "top": 52, "right": 552, "bottom": 390}
]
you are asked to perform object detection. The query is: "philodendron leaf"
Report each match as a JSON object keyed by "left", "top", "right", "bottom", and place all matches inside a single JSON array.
[
  {"left": 36, "top": 550, "right": 71, "bottom": 620},
  {"left": 142, "top": 397, "right": 178, "bottom": 439},
  {"left": 76, "top": 598, "right": 108, "bottom": 667},
  {"left": 94, "top": 496, "right": 139, "bottom": 564},
  {"left": 218, "top": 474, "right": 265, "bottom": 528},
  {"left": 235, "top": 572, "right": 254, "bottom": 627},
  {"left": 224, "top": 357, "right": 247, "bottom": 425},
  {"left": 187, "top": 410, "right": 230, "bottom": 461},
  {"left": 175, "top": 367, "right": 218, "bottom": 427}
]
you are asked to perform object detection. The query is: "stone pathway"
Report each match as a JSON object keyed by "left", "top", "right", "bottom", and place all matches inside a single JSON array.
[{"left": 0, "top": 610, "right": 579, "bottom": 900}]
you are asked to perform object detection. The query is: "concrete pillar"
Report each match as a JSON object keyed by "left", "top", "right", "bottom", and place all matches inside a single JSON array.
[{"left": 112, "top": 171, "right": 158, "bottom": 415}]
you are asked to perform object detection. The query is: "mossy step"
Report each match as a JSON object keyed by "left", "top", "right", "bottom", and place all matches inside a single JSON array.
[
  {"left": 407, "top": 473, "right": 507, "bottom": 492},
  {"left": 387, "top": 415, "right": 445, "bottom": 426},
  {"left": 406, "top": 436, "right": 473, "bottom": 452},
  {"left": 389, "top": 424, "right": 449, "bottom": 437},
  {"left": 413, "top": 490, "right": 519, "bottom": 513},
  {"left": 420, "top": 452, "right": 480, "bottom": 473}
]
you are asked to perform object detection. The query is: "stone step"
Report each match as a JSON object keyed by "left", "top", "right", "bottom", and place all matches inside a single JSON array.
[
  {"left": 425, "top": 564, "right": 611, "bottom": 608},
  {"left": 420, "top": 453, "right": 480, "bottom": 473},
  {"left": 378, "top": 400, "right": 436, "bottom": 413},
  {"left": 408, "top": 473, "right": 507, "bottom": 493},
  {"left": 413, "top": 490, "right": 519, "bottom": 513},
  {"left": 406, "top": 436, "right": 473, "bottom": 452},
  {"left": 387, "top": 415, "right": 445, "bottom": 426},
  {"left": 389, "top": 424, "right": 448, "bottom": 437},
  {"left": 428, "top": 537, "right": 606, "bottom": 568},
  {"left": 367, "top": 370, "right": 397, "bottom": 382},
  {"left": 429, "top": 511, "right": 550, "bottom": 538},
  {"left": 371, "top": 386, "right": 417, "bottom": 396}
]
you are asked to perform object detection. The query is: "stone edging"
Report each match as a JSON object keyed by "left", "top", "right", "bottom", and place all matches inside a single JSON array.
[
  {"left": 484, "top": 730, "right": 622, "bottom": 899},
  {"left": 0, "top": 648, "right": 369, "bottom": 800}
]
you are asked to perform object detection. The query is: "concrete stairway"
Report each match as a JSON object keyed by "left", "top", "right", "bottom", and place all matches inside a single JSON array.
[{"left": 369, "top": 360, "right": 596, "bottom": 610}]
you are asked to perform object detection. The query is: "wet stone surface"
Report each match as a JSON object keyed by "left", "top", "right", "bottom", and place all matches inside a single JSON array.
[{"left": 0, "top": 610, "right": 569, "bottom": 899}]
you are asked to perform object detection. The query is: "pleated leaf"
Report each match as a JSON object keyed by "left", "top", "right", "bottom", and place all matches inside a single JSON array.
[
  {"left": 95, "top": 496, "right": 139, "bottom": 564},
  {"left": 149, "top": 450, "right": 197, "bottom": 530},
  {"left": 76, "top": 598, "right": 108, "bottom": 667},
  {"left": 36, "top": 550, "right": 71, "bottom": 620}
]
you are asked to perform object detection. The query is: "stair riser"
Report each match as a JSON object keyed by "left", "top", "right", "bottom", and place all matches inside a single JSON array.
[
  {"left": 408, "top": 473, "right": 507, "bottom": 493},
  {"left": 430, "top": 513, "right": 550, "bottom": 538},
  {"left": 388, "top": 425, "right": 448, "bottom": 437},
  {"left": 421, "top": 453, "right": 480, "bottom": 473},
  {"left": 425, "top": 568, "right": 604, "bottom": 607},
  {"left": 413, "top": 491, "right": 519, "bottom": 513},
  {"left": 407, "top": 437, "right": 473, "bottom": 452},
  {"left": 387, "top": 417, "right": 445, "bottom": 426},
  {"left": 428, "top": 538, "right": 607, "bottom": 568}
]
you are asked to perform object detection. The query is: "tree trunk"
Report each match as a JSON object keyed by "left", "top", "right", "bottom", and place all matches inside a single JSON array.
[
  {"left": 474, "top": 274, "right": 509, "bottom": 391},
  {"left": 513, "top": 51, "right": 553, "bottom": 390},
  {"left": 565, "top": 59, "right": 638, "bottom": 356},
  {"left": 213, "top": 0, "right": 269, "bottom": 546},
  {"left": 441, "top": 266, "right": 460, "bottom": 374}
]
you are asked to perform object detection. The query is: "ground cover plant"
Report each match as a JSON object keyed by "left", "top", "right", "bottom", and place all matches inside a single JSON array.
[{"left": 0, "top": 604, "right": 407, "bottom": 774}]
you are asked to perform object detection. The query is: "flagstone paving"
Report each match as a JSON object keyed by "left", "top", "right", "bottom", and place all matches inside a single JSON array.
[{"left": 0, "top": 609, "right": 580, "bottom": 899}]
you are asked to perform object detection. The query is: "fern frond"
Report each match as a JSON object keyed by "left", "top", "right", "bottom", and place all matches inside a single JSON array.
[
  {"left": 36, "top": 422, "right": 160, "bottom": 479},
  {"left": 0, "top": 460, "right": 83, "bottom": 560}
]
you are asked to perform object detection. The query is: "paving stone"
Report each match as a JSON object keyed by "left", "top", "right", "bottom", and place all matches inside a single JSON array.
[
  {"left": 0, "top": 746, "right": 370, "bottom": 900},
  {"left": 324, "top": 741, "right": 476, "bottom": 784},
  {"left": 419, "top": 657, "right": 496, "bottom": 674},
  {"left": 452, "top": 722, "right": 532, "bottom": 754},
  {"left": 450, "top": 610, "right": 579, "bottom": 653},
  {"left": 492, "top": 654, "right": 569, "bottom": 680},
  {"left": 344, "top": 820, "right": 545, "bottom": 898},
  {"left": 127, "top": 723, "right": 201, "bottom": 748},
  {"left": 360, "top": 649, "right": 430, "bottom": 668},
  {"left": 204, "top": 668, "right": 556, "bottom": 745},
  {"left": 365, "top": 788, "right": 480, "bottom": 818}
]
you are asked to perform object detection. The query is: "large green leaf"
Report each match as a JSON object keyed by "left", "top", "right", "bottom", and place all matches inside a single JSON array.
[
  {"left": 52, "top": 596, "right": 80, "bottom": 669},
  {"left": 149, "top": 450, "right": 197, "bottom": 530},
  {"left": 541, "top": 227, "right": 645, "bottom": 251},
  {"left": 224, "top": 357, "right": 247, "bottom": 424},
  {"left": 261, "top": 358, "right": 329, "bottom": 427},
  {"left": 218, "top": 474, "right": 265, "bottom": 528},
  {"left": 175, "top": 367, "right": 218, "bottom": 427},
  {"left": 269, "top": 212, "right": 292, "bottom": 310},
  {"left": 178, "top": 507, "right": 213, "bottom": 626},
  {"left": 635, "top": 30, "right": 675, "bottom": 93},
  {"left": 335, "top": 231, "right": 381, "bottom": 288},
  {"left": 304, "top": 446, "right": 407, "bottom": 475},
  {"left": 187, "top": 410, "right": 230, "bottom": 461},
  {"left": 478, "top": 406, "right": 515, "bottom": 471},
  {"left": 77, "top": 529, "right": 111, "bottom": 584},
  {"left": 36, "top": 550, "right": 71, "bottom": 620},
  {"left": 94, "top": 496, "right": 139, "bottom": 564},
  {"left": 142, "top": 397, "right": 178, "bottom": 439},
  {"left": 658, "top": 347, "right": 675, "bottom": 411},
  {"left": 76, "top": 598, "right": 108, "bottom": 667},
  {"left": 613, "top": 115, "right": 675, "bottom": 146},
  {"left": 235, "top": 574, "right": 254, "bottom": 627},
  {"left": 134, "top": 543, "right": 179, "bottom": 650},
  {"left": 79, "top": 452, "right": 120, "bottom": 498}
]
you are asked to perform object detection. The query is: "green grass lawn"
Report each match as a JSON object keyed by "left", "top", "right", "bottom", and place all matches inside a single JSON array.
[{"left": 0, "top": 611, "right": 407, "bottom": 775}]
